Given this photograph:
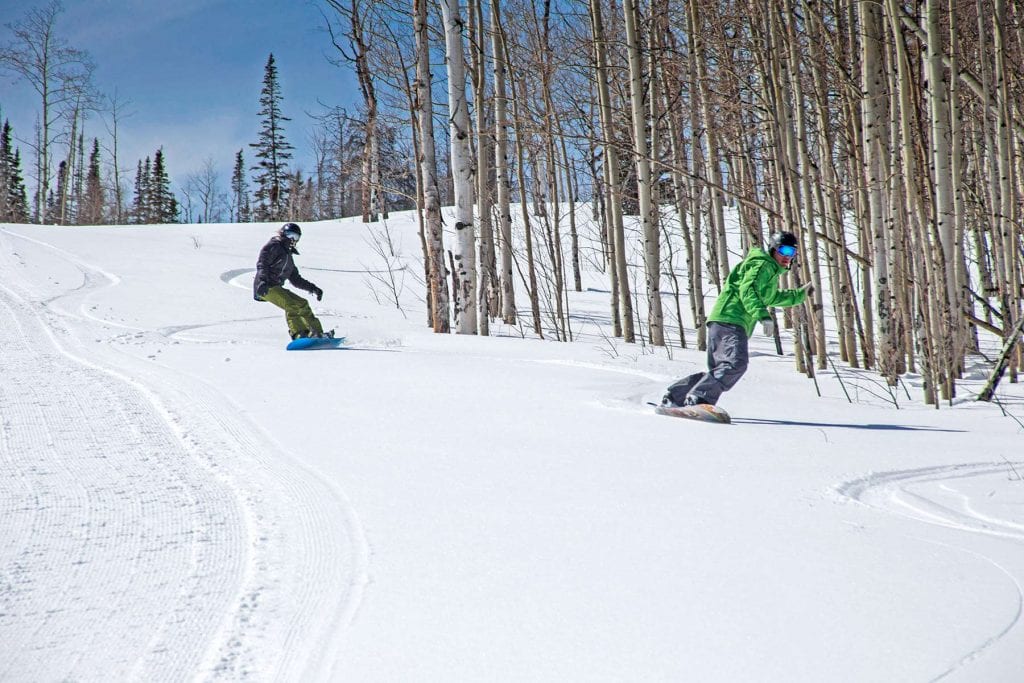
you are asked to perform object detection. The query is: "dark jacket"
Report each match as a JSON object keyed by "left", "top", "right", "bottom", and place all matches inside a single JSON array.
[
  {"left": 708, "top": 247, "right": 807, "bottom": 337},
  {"left": 253, "top": 235, "right": 317, "bottom": 300}
]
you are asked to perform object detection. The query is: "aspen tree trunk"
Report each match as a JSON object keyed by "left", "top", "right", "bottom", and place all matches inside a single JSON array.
[
  {"left": 106, "top": 93, "right": 128, "bottom": 223},
  {"left": 653, "top": 4, "right": 688, "bottom": 348},
  {"left": 661, "top": 72, "right": 696, "bottom": 332},
  {"left": 510, "top": 72, "right": 543, "bottom": 335},
  {"left": 806, "top": 4, "right": 856, "bottom": 363},
  {"left": 685, "top": 3, "right": 706, "bottom": 350},
  {"left": 490, "top": 0, "right": 516, "bottom": 324},
  {"left": 840, "top": 2, "right": 874, "bottom": 369},
  {"left": 340, "top": 0, "right": 380, "bottom": 223},
  {"left": 911, "top": 205, "right": 942, "bottom": 405},
  {"left": 560, "top": 134, "right": 582, "bottom": 292},
  {"left": 884, "top": 84, "right": 912, "bottom": 377},
  {"left": 687, "top": 0, "right": 727, "bottom": 287},
  {"left": 647, "top": 0, "right": 667, "bottom": 343},
  {"left": 885, "top": 0, "right": 911, "bottom": 376},
  {"left": 861, "top": 0, "right": 897, "bottom": 384},
  {"left": 587, "top": 128, "right": 621, "bottom": 337},
  {"left": 414, "top": 0, "right": 450, "bottom": 332},
  {"left": 976, "top": 2, "right": 1003, "bottom": 336},
  {"left": 58, "top": 104, "right": 80, "bottom": 225},
  {"left": 369, "top": 132, "right": 383, "bottom": 219},
  {"left": 359, "top": 103, "right": 378, "bottom": 222},
  {"left": 623, "top": 0, "right": 664, "bottom": 346},
  {"left": 477, "top": 125, "right": 496, "bottom": 329},
  {"left": 764, "top": 6, "right": 809, "bottom": 368},
  {"left": 780, "top": 8, "right": 826, "bottom": 369},
  {"left": 927, "top": 0, "right": 957, "bottom": 399},
  {"left": 706, "top": 134, "right": 729, "bottom": 286},
  {"left": 589, "top": 0, "right": 634, "bottom": 342},
  {"left": 440, "top": 0, "right": 478, "bottom": 334},
  {"left": 890, "top": 36, "right": 945, "bottom": 406},
  {"left": 407, "top": 73, "right": 430, "bottom": 328},
  {"left": 542, "top": 133, "right": 567, "bottom": 339},
  {"left": 992, "top": 0, "right": 1020, "bottom": 383},
  {"left": 948, "top": 0, "right": 970, "bottom": 369},
  {"left": 470, "top": 0, "right": 495, "bottom": 333},
  {"left": 538, "top": 0, "right": 567, "bottom": 340}
]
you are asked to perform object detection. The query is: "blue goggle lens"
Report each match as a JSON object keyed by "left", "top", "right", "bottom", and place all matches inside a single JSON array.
[
  {"left": 778, "top": 244, "right": 797, "bottom": 257},
  {"left": 284, "top": 230, "right": 300, "bottom": 242}
]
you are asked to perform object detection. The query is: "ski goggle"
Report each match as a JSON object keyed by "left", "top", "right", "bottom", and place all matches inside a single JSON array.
[
  {"left": 283, "top": 228, "right": 301, "bottom": 242},
  {"left": 777, "top": 244, "right": 797, "bottom": 258}
]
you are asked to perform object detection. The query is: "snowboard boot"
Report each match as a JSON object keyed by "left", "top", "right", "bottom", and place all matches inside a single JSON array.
[{"left": 290, "top": 329, "right": 311, "bottom": 340}]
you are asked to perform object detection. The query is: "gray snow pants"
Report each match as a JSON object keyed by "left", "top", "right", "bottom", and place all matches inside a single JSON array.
[{"left": 680, "top": 322, "right": 749, "bottom": 406}]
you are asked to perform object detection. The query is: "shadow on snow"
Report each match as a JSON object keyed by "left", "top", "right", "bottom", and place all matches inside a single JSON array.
[{"left": 730, "top": 417, "right": 965, "bottom": 433}]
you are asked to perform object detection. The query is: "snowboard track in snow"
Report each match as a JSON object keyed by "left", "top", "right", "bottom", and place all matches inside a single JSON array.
[
  {"left": 837, "top": 462, "right": 1024, "bottom": 679},
  {"left": 0, "top": 229, "right": 369, "bottom": 680}
]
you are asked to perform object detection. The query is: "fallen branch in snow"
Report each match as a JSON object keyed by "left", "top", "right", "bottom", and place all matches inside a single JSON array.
[
  {"left": 997, "top": 452, "right": 1022, "bottom": 482},
  {"left": 595, "top": 322, "right": 620, "bottom": 359},
  {"left": 826, "top": 353, "right": 852, "bottom": 404},
  {"left": 978, "top": 315, "right": 1024, "bottom": 402},
  {"left": 990, "top": 394, "right": 1024, "bottom": 430}
]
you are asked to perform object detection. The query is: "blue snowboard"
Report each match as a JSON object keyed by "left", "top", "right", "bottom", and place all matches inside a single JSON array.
[{"left": 286, "top": 336, "right": 346, "bottom": 351}]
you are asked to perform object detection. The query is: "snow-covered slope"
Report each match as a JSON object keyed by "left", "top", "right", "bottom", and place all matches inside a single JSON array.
[{"left": 1, "top": 213, "right": 1021, "bottom": 681}]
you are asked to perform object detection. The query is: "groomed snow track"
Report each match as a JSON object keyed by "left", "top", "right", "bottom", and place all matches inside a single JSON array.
[{"left": 0, "top": 229, "right": 367, "bottom": 680}]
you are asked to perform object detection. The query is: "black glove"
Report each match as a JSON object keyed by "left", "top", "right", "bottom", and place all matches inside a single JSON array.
[
  {"left": 312, "top": 285, "right": 323, "bottom": 302},
  {"left": 255, "top": 280, "right": 269, "bottom": 300}
]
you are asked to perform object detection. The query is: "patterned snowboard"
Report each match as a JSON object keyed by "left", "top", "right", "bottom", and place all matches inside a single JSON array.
[
  {"left": 654, "top": 403, "right": 732, "bottom": 424},
  {"left": 286, "top": 336, "right": 346, "bottom": 351}
]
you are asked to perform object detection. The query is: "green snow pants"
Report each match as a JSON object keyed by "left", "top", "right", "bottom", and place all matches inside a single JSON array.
[{"left": 261, "top": 286, "right": 323, "bottom": 338}]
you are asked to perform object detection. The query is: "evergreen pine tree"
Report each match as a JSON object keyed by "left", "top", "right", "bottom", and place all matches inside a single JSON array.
[
  {"left": 9, "top": 149, "right": 29, "bottom": 222},
  {"left": 0, "top": 119, "right": 13, "bottom": 221},
  {"left": 132, "top": 158, "right": 149, "bottom": 224},
  {"left": 50, "top": 161, "right": 67, "bottom": 224},
  {"left": 80, "top": 137, "right": 104, "bottom": 225},
  {"left": 151, "top": 148, "right": 177, "bottom": 223},
  {"left": 249, "top": 53, "right": 293, "bottom": 222},
  {"left": 231, "top": 149, "right": 251, "bottom": 222},
  {"left": 132, "top": 159, "right": 142, "bottom": 223},
  {"left": 285, "top": 170, "right": 304, "bottom": 220},
  {"left": 303, "top": 176, "right": 315, "bottom": 220}
]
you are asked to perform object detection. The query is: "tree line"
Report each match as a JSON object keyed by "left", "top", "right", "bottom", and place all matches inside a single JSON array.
[
  {"left": 319, "top": 0, "right": 1022, "bottom": 404},
  {"left": 0, "top": 2, "right": 416, "bottom": 228}
]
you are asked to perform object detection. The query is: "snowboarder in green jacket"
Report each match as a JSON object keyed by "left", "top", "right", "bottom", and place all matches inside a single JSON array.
[{"left": 663, "top": 231, "right": 812, "bottom": 408}]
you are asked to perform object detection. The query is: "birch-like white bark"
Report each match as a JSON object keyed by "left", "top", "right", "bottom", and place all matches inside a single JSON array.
[{"left": 440, "top": 0, "right": 478, "bottom": 334}]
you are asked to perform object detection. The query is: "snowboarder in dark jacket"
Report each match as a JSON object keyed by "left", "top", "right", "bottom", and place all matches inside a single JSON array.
[
  {"left": 663, "top": 231, "right": 812, "bottom": 408},
  {"left": 253, "top": 223, "right": 329, "bottom": 340}
]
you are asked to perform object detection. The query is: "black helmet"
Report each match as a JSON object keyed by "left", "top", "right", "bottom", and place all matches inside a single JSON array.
[
  {"left": 768, "top": 231, "right": 798, "bottom": 257},
  {"left": 280, "top": 222, "right": 301, "bottom": 243}
]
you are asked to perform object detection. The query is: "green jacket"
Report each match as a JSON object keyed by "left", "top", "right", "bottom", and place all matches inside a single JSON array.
[{"left": 708, "top": 247, "right": 807, "bottom": 337}]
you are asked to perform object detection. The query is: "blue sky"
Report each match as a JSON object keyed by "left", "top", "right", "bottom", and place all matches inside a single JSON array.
[{"left": 1, "top": 0, "right": 359, "bottom": 196}]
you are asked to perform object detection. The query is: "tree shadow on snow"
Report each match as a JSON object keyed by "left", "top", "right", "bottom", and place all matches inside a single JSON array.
[{"left": 730, "top": 417, "right": 966, "bottom": 433}]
